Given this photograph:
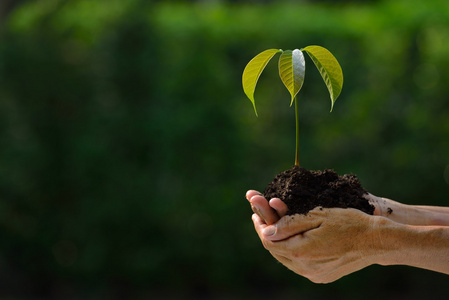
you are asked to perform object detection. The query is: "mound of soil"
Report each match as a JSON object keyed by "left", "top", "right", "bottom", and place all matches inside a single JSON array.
[{"left": 264, "top": 166, "right": 374, "bottom": 215}]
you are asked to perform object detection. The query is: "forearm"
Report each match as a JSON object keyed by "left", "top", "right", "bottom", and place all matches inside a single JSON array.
[
  {"left": 372, "top": 217, "right": 449, "bottom": 274},
  {"left": 370, "top": 195, "right": 449, "bottom": 226},
  {"left": 390, "top": 202, "right": 449, "bottom": 226},
  {"left": 410, "top": 205, "right": 449, "bottom": 225}
]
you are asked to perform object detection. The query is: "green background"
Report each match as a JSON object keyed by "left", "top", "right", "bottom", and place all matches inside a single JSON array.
[{"left": 1, "top": 0, "right": 448, "bottom": 299}]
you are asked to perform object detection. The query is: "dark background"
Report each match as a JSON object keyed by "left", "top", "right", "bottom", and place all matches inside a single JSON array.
[{"left": 0, "top": 0, "right": 448, "bottom": 299}]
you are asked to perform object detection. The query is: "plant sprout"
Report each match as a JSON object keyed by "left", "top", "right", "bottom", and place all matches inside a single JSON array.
[{"left": 242, "top": 46, "right": 344, "bottom": 166}]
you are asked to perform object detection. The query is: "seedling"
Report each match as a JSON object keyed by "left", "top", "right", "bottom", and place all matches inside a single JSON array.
[{"left": 242, "top": 46, "right": 343, "bottom": 166}]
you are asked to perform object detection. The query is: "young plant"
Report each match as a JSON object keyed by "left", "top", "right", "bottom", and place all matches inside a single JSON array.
[{"left": 242, "top": 46, "right": 344, "bottom": 166}]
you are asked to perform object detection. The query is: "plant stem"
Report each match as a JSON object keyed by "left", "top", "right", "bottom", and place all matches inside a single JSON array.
[{"left": 294, "top": 96, "right": 300, "bottom": 166}]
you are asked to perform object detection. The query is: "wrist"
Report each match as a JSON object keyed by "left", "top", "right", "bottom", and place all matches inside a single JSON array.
[{"left": 362, "top": 215, "right": 396, "bottom": 266}]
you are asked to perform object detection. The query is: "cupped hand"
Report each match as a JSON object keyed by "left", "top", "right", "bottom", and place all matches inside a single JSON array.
[{"left": 251, "top": 207, "right": 379, "bottom": 283}]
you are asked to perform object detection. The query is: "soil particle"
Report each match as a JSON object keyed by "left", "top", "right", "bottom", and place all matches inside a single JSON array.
[{"left": 263, "top": 165, "right": 374, "bottom": 215}]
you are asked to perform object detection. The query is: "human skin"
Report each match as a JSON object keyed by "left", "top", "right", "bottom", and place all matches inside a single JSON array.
[{"left": 246, "top": 190, "right": 449, "bottom": 283}]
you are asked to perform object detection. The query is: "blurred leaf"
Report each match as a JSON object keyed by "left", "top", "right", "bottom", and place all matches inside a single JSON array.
[
  {"left": 278, "top": 49, "right": 305, "bottom": 106},
  {"left": 242, "top": 49, "right": 282, "bottom": 116},
  {"left": 302, "top": 45, "right": 343, "bottom": 111}
]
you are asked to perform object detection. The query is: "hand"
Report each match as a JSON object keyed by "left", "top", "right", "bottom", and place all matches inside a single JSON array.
[
  {"left": 246, "top": 190, "right": 377, "bottom": 283},
  {"left": 252, "top": 207, "right": 378, "bottom": 283}
]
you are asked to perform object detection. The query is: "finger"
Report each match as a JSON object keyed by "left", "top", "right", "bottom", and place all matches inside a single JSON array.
[
  {"left": 263, "top": 208, "right": 325, "bottom": 242},
  {"left": 252, "top": 214, "right": 284, "bottom": 253},
  {"left": 269, "top": 198, "right": 289, "bottom": 217},
  {"left": 252, "top": 214, "right": 300, "bottom": 258},
  {"left": 250, "top": 195, "right": 280, "bottom": 225},
  {"left": 252, "top": 212, "right": 265, "bottom": 229},
  {"left": 246, "top": 190, "right": 262, "bottom": 201},
  {"left": 251, "top": 213, "right": 268, "bottom": 241}
]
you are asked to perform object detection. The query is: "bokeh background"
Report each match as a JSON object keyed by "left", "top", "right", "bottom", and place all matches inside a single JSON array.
[{"left": 1, "top": 0, "right": 449, "bottom": 299}]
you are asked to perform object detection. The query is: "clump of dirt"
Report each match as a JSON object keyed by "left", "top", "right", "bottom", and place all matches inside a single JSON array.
[{"left": 264, "top": 165, "right": 374, "bottom": 215}]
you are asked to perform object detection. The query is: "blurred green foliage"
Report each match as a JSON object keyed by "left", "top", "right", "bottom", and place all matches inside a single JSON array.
[{"left": 0, "top": 0, "right": 449, "bottom": 299}]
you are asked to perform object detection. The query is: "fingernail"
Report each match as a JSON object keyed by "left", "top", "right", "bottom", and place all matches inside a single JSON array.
[{"left": 263, "top": 226, "right": 276, "bottom": 236}]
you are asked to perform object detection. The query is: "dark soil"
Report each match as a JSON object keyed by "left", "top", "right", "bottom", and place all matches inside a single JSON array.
[{"left": 264, "top": 165, "right": 374, "bottom": 215}]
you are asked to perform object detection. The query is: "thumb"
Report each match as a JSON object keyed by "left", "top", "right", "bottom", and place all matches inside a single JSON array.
[{"left": 263, "top": 208, "right": 325, "bottom": 241}]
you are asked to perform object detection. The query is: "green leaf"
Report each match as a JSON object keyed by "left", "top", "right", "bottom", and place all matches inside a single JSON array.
[
  {"left": 242, "top": 49, "right": 282, "bottom": 116},
  {"left": 302, "top": 45, "right": 343, "bottom": 111},
  {"left": 278, "top": 49, "right": 306, "bottom": 106}
]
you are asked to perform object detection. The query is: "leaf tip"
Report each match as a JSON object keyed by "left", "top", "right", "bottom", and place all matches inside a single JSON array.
[
  {"left": 251, "top": 101, "right": 259, "bottom": 117},
  {"left": 329, "top": 98, "right": 337, "bottom": 112},
  {"left": 290, "top": 96, "right": 295, "bottom": 107}
]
